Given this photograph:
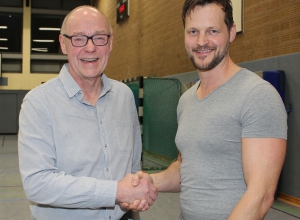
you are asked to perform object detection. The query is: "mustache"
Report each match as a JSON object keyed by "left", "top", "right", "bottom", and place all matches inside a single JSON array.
[{"left": 192, "top": 46, "right": 216, "bottom": 52}]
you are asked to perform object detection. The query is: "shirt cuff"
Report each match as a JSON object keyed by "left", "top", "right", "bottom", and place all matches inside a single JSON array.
[{"left": 93, "top": 180, "right": 118, "bottom": 208}]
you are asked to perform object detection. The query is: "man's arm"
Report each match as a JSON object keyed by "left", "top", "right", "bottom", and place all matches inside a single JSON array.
[
  {"left": 228, "top": 138, "right": 286, "bottom": 220},
  {"left": 18, "top": 94, "right": 156, "bottom": 209},
  {"left": 151, "top": 152, "right": 182, "bottom": 192}
]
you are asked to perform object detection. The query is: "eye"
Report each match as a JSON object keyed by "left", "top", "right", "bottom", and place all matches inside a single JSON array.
[
  {"left": 209, "top": 30, "right": 218, "bottom": 35},
  {"left": 94, "top": 35, "right": 106, "bottom": 41},
  {"left": 188, "top": 29, "right": 198, "bottom": 35},
  {"left": 73, "top": 36, "right": 85, "bottom": 42}
]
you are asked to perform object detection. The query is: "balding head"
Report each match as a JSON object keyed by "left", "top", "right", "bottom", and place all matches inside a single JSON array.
[{"left": 60, "top": 6, "right": 112, "bottom": 35}]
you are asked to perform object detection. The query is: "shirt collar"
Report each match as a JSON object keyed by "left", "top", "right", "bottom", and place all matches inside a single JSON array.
[
  {"left": 99, "top": 72, "right": 112, "bottom": 98},
  {"left": 59, "top": 64, "right": 112, "bottom": 99}
]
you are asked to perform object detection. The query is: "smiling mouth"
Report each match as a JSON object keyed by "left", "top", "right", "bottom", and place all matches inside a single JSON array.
[
  {"left": 193, "top": 48, "right": 214, "bottom": 53},
  {"left": 81, "top": 58, "right": 98, "bottom": 62}
]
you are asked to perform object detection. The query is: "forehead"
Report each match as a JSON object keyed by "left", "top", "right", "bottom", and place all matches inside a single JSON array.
[
  {"left": 186, "top": 4, "right": 225, "bottom": 27},
  {"left": 66, "top": 8, "right": 110, "bottom": 34}
]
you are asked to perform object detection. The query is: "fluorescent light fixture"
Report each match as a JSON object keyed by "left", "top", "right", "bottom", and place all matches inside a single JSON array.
[
  {"left": 39, "top": 27, "right": 61, "bottom": 31},
  {"left": 32, "top": 48, "right": 48, "bottom": 52},
  {"left": 33, "top": 39, "right": 55, "bottom": 43},
  {"left": 0, "top": 26, "right": 7, "bottom": 29},
  {"left": 0, "top": 38, "right": 8, "bottom": 41},
  {"left": 0, "top": 47, "right": 8, "bottom": 50}
]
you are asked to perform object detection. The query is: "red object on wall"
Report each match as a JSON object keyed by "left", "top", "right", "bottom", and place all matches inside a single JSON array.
[
  {"left": 119, "top": 4, "right": 125, "bottom": 13},
  {"left": 117, "top": 0, "right": 129, "bottom": 24}
]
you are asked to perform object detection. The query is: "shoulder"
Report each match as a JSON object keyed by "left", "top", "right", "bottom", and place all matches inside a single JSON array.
[
  {"left": 234, "top": 68, "right": 268, "bottom": 88},
  {"left": 229, "top": 68, "right": 279, "bottom": 100},
  {"left": 180, "top": 81, "right": 199, "bottom": 101},
  {"left": 104, "top": 77, "right": 135, "bottom": 100},
  {"left": 109, "top": 78, "right": 133, "bottom": 93},
  {"left": 24, "top": 77, "right": 59, "bottom": 101}
]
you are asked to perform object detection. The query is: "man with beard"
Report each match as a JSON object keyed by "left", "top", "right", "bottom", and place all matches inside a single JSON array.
[{"left": 122, "top": 0, "right": 287, "bottom": 219}]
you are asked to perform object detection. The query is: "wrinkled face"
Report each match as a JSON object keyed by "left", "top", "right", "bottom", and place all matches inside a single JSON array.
[
  {"left": 184, "top": 4, "right": 235, "bottom": 71},
  {"left": 59, "top": 7, "right": 113, "bottom": 80}
]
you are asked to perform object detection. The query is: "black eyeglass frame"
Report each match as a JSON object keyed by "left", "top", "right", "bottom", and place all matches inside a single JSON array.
[{"left": 63, "top": 34, "right": 111, "bottom": 47}]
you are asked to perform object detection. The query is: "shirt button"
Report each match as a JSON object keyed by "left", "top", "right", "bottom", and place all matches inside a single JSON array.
[
  {"left": 106, "top": 168, "right": 109, "bottom": 172},
  {"left": 109, "top": 216, "right": 111, "bottom": 220},
  {"left": 100, "top": 121, "right": 102, "bottom": 124},
  {"left": 105, "top": 144, "right": 107, "bottom": 148}
]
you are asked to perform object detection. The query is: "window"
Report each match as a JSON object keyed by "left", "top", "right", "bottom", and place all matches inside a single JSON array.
[
  {"left": 31, "top": 14, "right": 63, "bottom": 54},
  {"left": 30, "top": 0, "right": 92, "bottom": 73},
  {"left": 0, "top": 13, "right": 22, "bottom": 53},
  {"left": 31, "top": 0, "right": 92, "bottom": 11},
  {"left": 0, "top": 0, "right": 22, "bottom": 8},
  {"left": 0, "top": 2, "right": 23, "bottom": 73}
]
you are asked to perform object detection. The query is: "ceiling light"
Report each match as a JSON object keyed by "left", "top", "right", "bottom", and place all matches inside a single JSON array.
[
  {"left": 33, "top": 39, "right": 55, "bottom": 43},
  {"left": 32, "top": 48, "right": 48, "bottom": 52},
  {"left": 0, "top": 26, "right": 8, "bottom": 29},
  {"left": 0, "top": 47, "right": 8, "bottom": 50},
  {"left": 0, "top": 38, "right": 8, "bottom": 41},
  {"left": 39, "top": 27, "right": 61, "bottom": 31}
]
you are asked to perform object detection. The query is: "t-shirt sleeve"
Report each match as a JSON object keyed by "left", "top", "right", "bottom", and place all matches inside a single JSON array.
[{"left": 241, "top": 82, "right": 287, "bottom": 139}]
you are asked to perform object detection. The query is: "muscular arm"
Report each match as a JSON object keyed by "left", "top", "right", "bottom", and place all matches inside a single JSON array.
[{"left": 228, "top": 138, "right": 286, "bottom": 220}]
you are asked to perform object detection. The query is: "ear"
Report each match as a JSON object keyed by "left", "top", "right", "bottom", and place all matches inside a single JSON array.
[
  {"left": 59, "top": 34, "right": 67, "bottom": 55},
  {"left": 229, "top": 23, "right": 237, "bottom": 43},
  {"left": 109, "top": 33, "right": 113, "bottom": 52}
]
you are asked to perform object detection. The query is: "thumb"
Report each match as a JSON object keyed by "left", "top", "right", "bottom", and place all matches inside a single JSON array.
[
  {"left": 131, "top": 174, "right": 140, "bottom": 186},
  {"left": 132, "top": 171, "right": 145, "bottom": 186}
]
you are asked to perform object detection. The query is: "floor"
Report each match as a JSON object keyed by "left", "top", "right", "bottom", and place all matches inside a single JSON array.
[{"left": 1, "top": 135, "right": 300, "bottom": 220}]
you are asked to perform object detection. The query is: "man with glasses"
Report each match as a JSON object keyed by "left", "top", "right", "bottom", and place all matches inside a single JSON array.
[{"left": 18, "top": 6, "right": 156, "bottom": 220}]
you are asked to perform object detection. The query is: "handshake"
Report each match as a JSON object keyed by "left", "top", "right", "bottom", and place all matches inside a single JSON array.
[{"left": 116, "top": 171, "right": 157, "bottom": 212}]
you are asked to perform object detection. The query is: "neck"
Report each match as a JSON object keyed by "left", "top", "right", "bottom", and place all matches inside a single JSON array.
[
  {"left": 71, "top": 72, "right": 103, "bottom": 106},
  {"left": 196, "top": 57, "right": 241, "bottom": 99}
]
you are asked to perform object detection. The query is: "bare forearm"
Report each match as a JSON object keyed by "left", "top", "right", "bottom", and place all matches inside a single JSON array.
[
  {"left": 151, "top": 160, "right": 181, "bottom": 192},
  {"left": 234, "top": 138, "right": 286, "bottom": 219},
  {"left": 228, "top": 189, "right": 274, "bottom": 220}
]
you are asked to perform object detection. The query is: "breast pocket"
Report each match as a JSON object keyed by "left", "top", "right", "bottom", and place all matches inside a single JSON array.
[{"left": 114, "top": 119, "right": 134, "bottom": 154}]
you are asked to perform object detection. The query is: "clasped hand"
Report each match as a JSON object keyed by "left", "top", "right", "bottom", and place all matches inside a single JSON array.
[{"left": 117, "top": 171, "right": 156, "bottom": 212}]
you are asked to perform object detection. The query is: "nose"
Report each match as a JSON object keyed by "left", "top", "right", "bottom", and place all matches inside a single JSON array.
[
  {"left": 84, "top": 38, "right": 96, "bottom": 52},
  {"left": 196, "top": 32, "right": 208, "bottom": 46}
]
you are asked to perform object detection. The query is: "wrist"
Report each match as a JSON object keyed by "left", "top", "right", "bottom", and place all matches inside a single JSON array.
[
  {"left": 116, "top": 181, "right": 124, "bottom": 203},
  {"left": 149, "top": 173, "right": 158, "bottom": 189}
]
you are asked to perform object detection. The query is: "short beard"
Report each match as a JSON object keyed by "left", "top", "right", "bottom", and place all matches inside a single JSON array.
[{"left": 187, "top": 41, "right": 230, "bottom": 71}]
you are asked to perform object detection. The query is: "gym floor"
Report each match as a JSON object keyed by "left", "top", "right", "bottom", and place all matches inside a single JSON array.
[{"left": 1, "top": 135, "right": 300, "bottom": 220}]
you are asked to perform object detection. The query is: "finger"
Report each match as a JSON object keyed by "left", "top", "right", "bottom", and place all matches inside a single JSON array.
[
  {"left": 133, "top": 199, "right": 148, "bottom": 212},
  {"left": 150, "top": 182, "right": 156, "bottom": 191},
  {"left": 120, "top": 202, "right": 130, "bottom": 209},
  {"left": 131, "top": 175, "right": 140, "bottom": 187},
  {"left": 141, "top": 202, "right": 150, "bottom": 211},
  {"left": 149, "top": 184, "right": 158, "bottom": 201},
  {"left": 145, "top": 196, "right": 155, "bottom": 206},
  {"left": 131, "top": 200, "right": 141, "bottom": 210},
  {"left": 132, "top": 171, "right": 146, "bottom": 186}
]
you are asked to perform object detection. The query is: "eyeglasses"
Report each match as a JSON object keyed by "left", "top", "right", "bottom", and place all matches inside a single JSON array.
[{"left": 63, "top": 34, "right": 111, "bottom": 47}]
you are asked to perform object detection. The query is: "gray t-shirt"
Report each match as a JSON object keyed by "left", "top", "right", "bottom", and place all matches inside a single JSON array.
[{"left": 176, "top": 68, "right": 287, "bottom": 220}]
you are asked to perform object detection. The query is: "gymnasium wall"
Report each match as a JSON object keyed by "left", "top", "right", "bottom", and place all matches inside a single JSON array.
[{"left": 97, "top": 0, "right": 300, "bottom": 80}]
